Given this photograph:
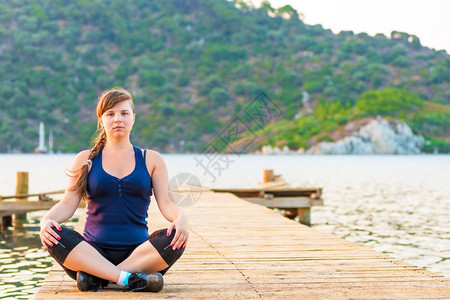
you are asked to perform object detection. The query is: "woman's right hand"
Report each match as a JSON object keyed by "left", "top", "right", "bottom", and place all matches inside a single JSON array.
[{"left": 39, "top": 219, "right": 62, "bottom": 249}]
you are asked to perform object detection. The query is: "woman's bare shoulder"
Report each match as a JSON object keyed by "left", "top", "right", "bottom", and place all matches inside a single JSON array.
[
  {"left": 143, "top": 149, "right": 164, "bottom": 164},
  {"left": 146, "top": 149, "right": 163, "bottom": 158},
  {"left": 143, "top": 149, "right": 165, "bottom": 176},
  {"left": 71, "top": 150, "right": 91, "bottom": 169}
]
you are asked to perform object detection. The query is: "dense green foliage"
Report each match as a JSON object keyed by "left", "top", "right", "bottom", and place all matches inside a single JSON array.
[
  {"left": 257, "top": 88, "right": 450, "bottom": 152},
  {"left": 0, "top": 0, "right": 448, "bottom": 153},
  {"left": 355, "top": 88, "right": 424, "bottom": 116}
]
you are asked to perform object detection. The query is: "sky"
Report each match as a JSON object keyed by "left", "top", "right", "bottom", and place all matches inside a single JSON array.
[{"left": 248, "top": 0, "right": 450, "bottom": 53}]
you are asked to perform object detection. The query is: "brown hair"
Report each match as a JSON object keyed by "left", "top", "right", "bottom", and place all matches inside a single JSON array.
[{"left": 69, "top": 87, "right": 134, "bottom": 199}]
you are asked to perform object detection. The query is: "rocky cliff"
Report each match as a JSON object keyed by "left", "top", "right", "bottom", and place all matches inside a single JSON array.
[{"left": 307, "top": 117, "right": 424, "bottom": 154}]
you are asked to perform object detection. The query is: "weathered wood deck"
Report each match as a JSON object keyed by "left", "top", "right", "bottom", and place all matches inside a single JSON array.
[{"left": 35, "top": 191, "right": 450, "bottom": 299}]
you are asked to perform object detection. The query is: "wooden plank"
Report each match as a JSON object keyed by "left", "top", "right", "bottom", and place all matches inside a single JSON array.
[
  {"left": 0, "top": 200, "right": 85, "bottom": 215},
  {"left": 243, "top": 196, "right": 323, "bottom": 208},
  {"left": 35, "top": 191, "right": 450, "bottom": 299},
  {"left": 0, "top": 189, "right": 65, "bottom": 201},
  {"left": 210, "top": 187, "right": 322, "bottom": 197},
  {"left": 0, "top": 201, "right": 59, "bottom": 213}
]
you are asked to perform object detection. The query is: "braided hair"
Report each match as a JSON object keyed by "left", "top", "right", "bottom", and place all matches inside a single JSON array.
[{"left": 69, "top": 87, "right": 134, "bottom": 199}]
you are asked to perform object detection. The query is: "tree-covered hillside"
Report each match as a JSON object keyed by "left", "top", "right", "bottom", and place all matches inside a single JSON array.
[{"left": 0, "top": 0, "right": 449, "bottom": 153}]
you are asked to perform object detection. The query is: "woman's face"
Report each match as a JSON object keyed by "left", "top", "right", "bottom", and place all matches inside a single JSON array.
[{"left": 100, "top": 100, "right": 135, "bottom": 139}]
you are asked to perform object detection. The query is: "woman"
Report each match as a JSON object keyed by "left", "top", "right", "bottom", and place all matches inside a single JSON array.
[{"left": 39, "top": 87, "right": 188, "bottom": 292}]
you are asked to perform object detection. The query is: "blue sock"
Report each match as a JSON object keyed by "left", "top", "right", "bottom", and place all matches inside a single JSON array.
[{"left": 117, "top": 271, "right": 132, "bottom": 286}]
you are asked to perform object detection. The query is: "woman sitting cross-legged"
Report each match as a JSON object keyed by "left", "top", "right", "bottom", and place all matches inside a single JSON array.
[{"left": 39, "top": 87, "right": 188, "bottom": 292}]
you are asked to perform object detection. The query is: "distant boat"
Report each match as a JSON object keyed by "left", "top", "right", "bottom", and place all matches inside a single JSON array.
[
  {"left": 34, "top": 122, "right": 48, "bottom": 154},
  {"left": 48, "top": 129, "right": 54, "bottom": 154}
]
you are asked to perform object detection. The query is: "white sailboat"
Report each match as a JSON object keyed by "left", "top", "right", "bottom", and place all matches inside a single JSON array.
[
  {"left": 48, "top": 129, "right": 54, "bottom": 154},
  {"left": 34, "top": 122, "right": 48, "bottom": 154}
]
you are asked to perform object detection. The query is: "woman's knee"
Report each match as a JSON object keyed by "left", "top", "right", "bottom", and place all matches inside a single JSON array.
[
  {"left": 46, "top": 226, "right": 85, "bottom": 265},
  {"left": 148, "top": 228, "right": 185, "bottom": 266}
]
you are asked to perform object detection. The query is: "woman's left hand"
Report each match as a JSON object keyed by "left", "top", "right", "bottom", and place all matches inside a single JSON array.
[{"left": 167, "top": 214, "right": 189, "bottom": 250}]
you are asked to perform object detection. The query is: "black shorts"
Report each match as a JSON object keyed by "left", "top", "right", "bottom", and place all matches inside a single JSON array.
[{"left": 46, "top": 226, "right": 184, "bottom": 280}]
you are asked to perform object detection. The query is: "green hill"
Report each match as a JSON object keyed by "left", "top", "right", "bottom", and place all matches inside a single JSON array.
[{"left": 0, "top": 0, "right": 449, "bottom": 153}]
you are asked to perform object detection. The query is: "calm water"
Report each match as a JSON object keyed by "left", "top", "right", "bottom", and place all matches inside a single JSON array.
[{"left": 0, "top": 153, "right": 449, "bottom": 299}]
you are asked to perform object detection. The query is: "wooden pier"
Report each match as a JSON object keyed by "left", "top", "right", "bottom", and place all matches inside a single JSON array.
[
  {"left": 212, "top": 169, "right": 324, "bottom": 226},
  {"left": 35, "top": 191, "right": 450, "bottom": 299},
  {"left": 0, "top": 171, "right": 67, "bottom": 230},
  {"left": 211, "top": 187, "right": 323, "bottom": 226},
  {"left": 0, "top": 188, "right": 73, "bottom": 230}
]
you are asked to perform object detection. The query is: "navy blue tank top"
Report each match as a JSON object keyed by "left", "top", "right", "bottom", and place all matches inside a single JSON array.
[{"left": 84, "top": 145, "right": 153, "bottom": 249}]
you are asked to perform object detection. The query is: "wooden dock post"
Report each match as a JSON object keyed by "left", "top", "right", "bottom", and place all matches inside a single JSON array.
[
  {"left": 297, "top": 207, "right": 310, "bottom": 226},
  {"left": 262, "top": 169, "right": 274, "bottom": 184},
  {"left": 13, "top": 171, "right": 29, "bottom": 228},
  {"left": 0, "top": 215, "right": 12, "bottom": 231},
  {"left": 262, "top": 169, "right": 308, "bottom": 223}
]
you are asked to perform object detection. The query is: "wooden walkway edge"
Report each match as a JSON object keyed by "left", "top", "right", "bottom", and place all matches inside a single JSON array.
[{"left": 35, "top": 191, "right": 450, "bottom": 299}]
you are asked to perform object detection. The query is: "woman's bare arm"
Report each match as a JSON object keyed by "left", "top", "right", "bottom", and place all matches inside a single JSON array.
[
  {"left": 39, "top": 150, "right": 90, "bottom": 248},
  {"left": 148, "top": 150, "right": 189, "bottom": 250}
]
